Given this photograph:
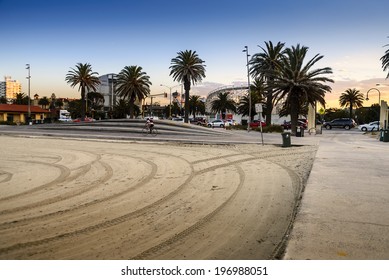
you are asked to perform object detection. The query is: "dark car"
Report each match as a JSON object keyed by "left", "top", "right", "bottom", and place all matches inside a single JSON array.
[
  {"left": 281, "top": 120, "right": 307, "bottom": 129},
  {"left": 323, "top": 118, "right": 356, "bottom": 130}
]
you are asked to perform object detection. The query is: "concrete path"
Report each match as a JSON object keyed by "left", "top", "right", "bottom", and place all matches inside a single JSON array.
[{"left": 284, "top": 130, "right": 389, "bottom": 259}]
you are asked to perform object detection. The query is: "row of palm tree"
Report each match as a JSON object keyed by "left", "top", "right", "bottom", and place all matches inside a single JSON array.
[
  {"left": 65, "top": 50, "right": 206, "bottom": 122},
  {"left": 65, "top": 43, "right": 335, "bottom": 133}
]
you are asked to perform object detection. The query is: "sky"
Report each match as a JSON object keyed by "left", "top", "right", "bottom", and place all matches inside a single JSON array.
[{"left": 1, "top": 0, "right": 389, "bottom": 109}]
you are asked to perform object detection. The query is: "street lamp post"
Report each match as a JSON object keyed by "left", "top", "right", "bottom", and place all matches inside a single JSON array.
[
  {"left": 160, "top": 84, "right": 181, "bottom": 119},
  {"left": 26, "top": 64, "right": 31, "bottom": 124},
  {"left": 242, "top": 46, "right": 251, "bottom": 132},
  {"left": 366, "top": 87, "right": 381, "bottom": 129}
]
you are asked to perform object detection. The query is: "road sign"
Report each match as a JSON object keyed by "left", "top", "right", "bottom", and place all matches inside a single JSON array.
[{"left": 255, "top": 103, "right": 263, "bottom": 113}]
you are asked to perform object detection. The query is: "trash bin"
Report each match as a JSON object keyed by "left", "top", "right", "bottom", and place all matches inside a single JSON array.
[
  {"left": 383, "top": 130, "right": 389, "bottom": 142},
  {"left": 281, "top": 132, "right": 291, "bottom": 147},
  {"left": 296, "top": 126, "right": 304, "bottom": 137}
]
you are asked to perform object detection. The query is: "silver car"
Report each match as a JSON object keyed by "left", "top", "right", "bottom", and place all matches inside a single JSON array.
[{"left": 358, "top": 121, "right": 379, "bottom": 132}]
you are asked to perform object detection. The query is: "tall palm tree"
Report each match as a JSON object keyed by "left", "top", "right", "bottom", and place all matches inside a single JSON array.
[
  {"left": 65, "top": 63, "right": 100, "bottom": 121},
  {"left": 189, "top": 95, "right": 205, "bottom": 119},
  {"left": 249, "top": 41, "right": 285, "bottom": 125},
  {"left": 272, "top": 44, "right": 333, "bottom": 134},
  {"left": 169, "top": 50, "right": 206, "bottom": 123},
  {"left": 380, "top": 39, "right": 389, "bottom": 79},
  {"left": 339, "top": 88, "right": 364, "bottom": 119},
  {"left": 210, "top": 92, "right": 236, "bottom": 119},
  {"left": 237, "top": 78, "right": 265, "bottom": 120},
  {"left": 115, "top": 65, "right": 151, "bottom": 119}
]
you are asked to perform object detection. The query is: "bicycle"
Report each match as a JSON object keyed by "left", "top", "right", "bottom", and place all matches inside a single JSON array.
[{"left": 142, "top": 125, "right": 158, "bottom": 136}]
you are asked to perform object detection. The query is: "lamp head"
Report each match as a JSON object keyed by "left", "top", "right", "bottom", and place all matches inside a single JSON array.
[{"left": 366, "top": 97, "right": 369, "bottom": 101}]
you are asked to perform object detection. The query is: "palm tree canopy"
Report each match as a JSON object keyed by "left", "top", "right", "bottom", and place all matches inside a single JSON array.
[
  {"left": 65, "top": 63, "right": 100, "bottom": 93},
  {"left": 210, "top": 92, "right": 237, "bottom": 114},
  {"left": 339, "top": 88, "right": 364, "bottom": 108},
  {"left": 381, "top": 41, "right": 389, "bottom": 79},
  {"left": 169, "top": 50, "right": 206, "bottom": 90},
  {"left": 249, "top": 41, "right": 285, "bottom": 79},
  {"left": 274, "top": 44, "right": 333, "bottom": 109},
  {"left": 116, "top": 65, "right": 151, "bottom": 102}
]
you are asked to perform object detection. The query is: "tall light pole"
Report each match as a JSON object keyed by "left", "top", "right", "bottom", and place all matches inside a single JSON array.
[
  {"left": 160, "top": 84, "right": 181, "bottom": 119},
  {"left": 366, "top": 87, "right": 381, "bottom": 129},
  {"left": 26, "top": 64, "right": 31, "bottom": 124},
  {"left": 242, "top": 46, "right": 251, "bottom": 131}
]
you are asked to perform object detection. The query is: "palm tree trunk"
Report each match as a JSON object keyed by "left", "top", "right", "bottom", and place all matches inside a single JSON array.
[
  {"left": 290, "top": 98, "right": 299, "bottom": 136},
  {"left": 265, "top": 89, "right": 273, "bottom": 125},
  {"left": 349, "top": 102, "right": 353, "bottom": 119},
  {"left": 184, "top": 78, "right": 190, "bottom": 123},
  {"left": 81, "top": 87, "right": 86, "bottom": 121}
]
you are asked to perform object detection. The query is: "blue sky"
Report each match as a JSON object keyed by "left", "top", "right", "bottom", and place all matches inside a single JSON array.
[{"left": 1, "top": 0, "right": 389, "bottom": 108}]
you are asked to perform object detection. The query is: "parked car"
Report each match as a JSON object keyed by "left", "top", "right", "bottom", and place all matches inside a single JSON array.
[
  {"left": 208, "top": 119, "right": 225, "bottom": 128},
  {"left": 323, "top": 118, "right": 356, "bottom": 130},
  {"left": 172, "top": 117, "right": 184, "bottom": 122},
  {"left": 281, "top": 120, "right": 307, "bottom": 129},
  {"left": 249, "top": 120, "right": 266, "bottom": 128},
  {"left": 358, "top": 121, "right": 379, "bottom": 132},
  {"left": 190, "top": 117, "right": 207, "bottom": 126},
  {"left": 73, "top": 117, "right": 95, "bottom": 122},
  {"left": 225, "top": 119, "right": 237, "bottom": 126}
]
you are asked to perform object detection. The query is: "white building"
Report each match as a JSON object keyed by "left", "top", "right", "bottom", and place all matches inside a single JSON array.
[{"left": 96, "top": 73, "right": 117, "bottom": 111}]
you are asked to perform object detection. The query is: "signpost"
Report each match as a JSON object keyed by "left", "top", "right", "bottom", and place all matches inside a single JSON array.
[{"left": 255, "top": 103, "right": 264, "bottom": 146}]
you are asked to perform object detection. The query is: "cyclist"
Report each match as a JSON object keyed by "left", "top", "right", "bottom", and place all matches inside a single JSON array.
[{"left": 145, "top": 118, "right": 154, "bottom": 133}]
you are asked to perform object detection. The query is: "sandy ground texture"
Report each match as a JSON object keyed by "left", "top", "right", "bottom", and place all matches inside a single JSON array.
[{"left": 0, "top": 135, "right": 317, "bottom": 260}]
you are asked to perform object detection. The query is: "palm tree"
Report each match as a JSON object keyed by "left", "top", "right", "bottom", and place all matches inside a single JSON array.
[
  {"left": 237, "top": 78, "right": 265, "bottom": 120},
  {"left": 115, "top": 65, "right": 151, "bottom": 119},
  {"left": 13, "top": 93, "right": 29, "bottom": 105},
  {"left": 249, "top": 41, "right": 285, "bottom": 125},
  {"left": 272, "top": 44, "right": 333, "bottom": 134},
  {"left": 189, "top": 95, "right": 205, "bottom": 119},
  {"left": 65, "top": 63, "right": 100, "bottom": 121},
  {"left": 339, "top": 88, "right": 364, "bottom": 119},
  {"left": 210, "top": 92, "right": 236, "bottom": 119},
  {"left": 38, "top": 96, "right": 50, "bottom": 109},
  {"left": 380, "top": 39, "right": 389, "bottom": 79},
  {"left": 169, "top": 50, "right": 206, "bottom": 123}
]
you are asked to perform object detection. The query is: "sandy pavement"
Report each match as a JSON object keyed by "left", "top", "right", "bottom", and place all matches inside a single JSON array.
[{"left": 0, "top": 135, "right": 316, "bottom": 259}]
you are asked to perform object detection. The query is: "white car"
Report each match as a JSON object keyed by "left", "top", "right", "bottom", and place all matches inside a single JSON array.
[
  {"left": 358, "top": 121, "right": 379, "bottom": 132},
  {"left": 208, "top": 120, "right": 225, "bottom": 128}
]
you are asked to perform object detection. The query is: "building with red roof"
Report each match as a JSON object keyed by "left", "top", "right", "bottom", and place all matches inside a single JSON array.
[{"left": 0, "top": 104, "right": 50, "bottom": 124}]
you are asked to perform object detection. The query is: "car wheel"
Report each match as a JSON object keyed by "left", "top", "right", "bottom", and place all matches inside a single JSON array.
[
  {"left": 220, "top": 124, "right": 224, "bottom": 128},
  {"left": 345, "top": 125, "right": 350, "bottom": 130},
  {"left": 361, "top": 127, "right": 367, "bottom": 132},
  {"left": 325, "top": 125, "right": 331, "bottom": 130},
  {"left": 208, "top": 124, "right": 211, "bottom": 127}
]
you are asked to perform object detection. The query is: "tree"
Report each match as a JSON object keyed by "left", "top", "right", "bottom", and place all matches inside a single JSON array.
[
  {"left": 169, "top": 50, "right": 206, "bottom": 123},
  {"left": 13, "top": 93, "right": 29, "bottom": 105},
  {"left": 237, "top": 78, "right": 265, "bottom": 120},
  {"left": 65, "top": 63, "right": 100, "bottom": 121},
  {"left": 210, "top": 92, "right": 236, "bottom": 119},
  {"left": 339, "top": 88, "right": 364, "bottom": 119},
  {"left": 189, "top": 95, "right": 205, "bottom": 119},
  {"left": 272, "top": 44, "right": 333, "bottom": 135},
  {"left": 380, "top": 38, "right": 389, "bottom": 79},
  {"left": 249, "top": 41, "right": 285, "bottom": 125},
  {"left": 38, "top": 96, "right": 50, "bottom": 109},
  {"left": 116, "top": 65, "right": 151, "bottom": 119},
  {"left": 87, "top": 91, "right": 105, "bottom": 118}
]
